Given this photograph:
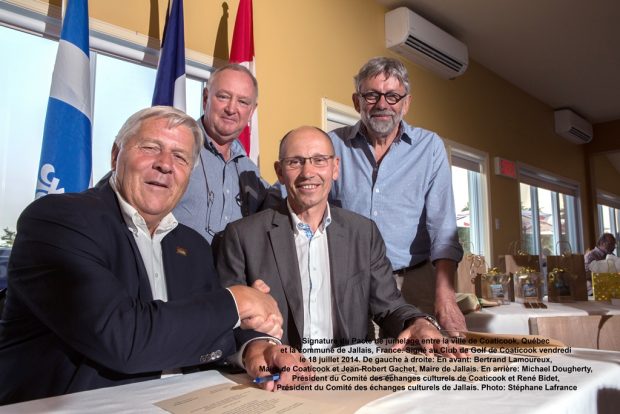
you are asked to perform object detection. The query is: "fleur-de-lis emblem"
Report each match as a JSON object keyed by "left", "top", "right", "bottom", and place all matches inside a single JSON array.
[{"left": 35, "top": 163, "right": 65, "bottom": 199}]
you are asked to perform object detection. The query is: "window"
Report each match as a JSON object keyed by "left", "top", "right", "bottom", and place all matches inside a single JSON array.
[
  {"left": 446, "top": 142, "right": 490, "bottom": 259},
  {"left": 518, "top": 165, "right": 582, "bottom": 255},
  {"left": 0, "top": 5, "right": 209, "bottom": 237},
  {"left": 321, "top": 98, "right": 359, "bottom": 132},
  {"left": 596, "top": 191, "right": 620, "bottom": 254}
]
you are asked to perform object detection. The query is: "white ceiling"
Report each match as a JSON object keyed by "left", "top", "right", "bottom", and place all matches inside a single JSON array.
[{"left": 377, "top": 0, "right": 620, "bottom": 125}]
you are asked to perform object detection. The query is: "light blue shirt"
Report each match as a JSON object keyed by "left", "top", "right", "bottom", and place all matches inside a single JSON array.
[
  {"left": 328, "top": 121, "right": 463, "bottom": 270},
  {"left": 174, "top": 118, "right": 274, "bottom": 243},
  {"left": 288, "top": 202, "right": 333, "bottom": 349}
]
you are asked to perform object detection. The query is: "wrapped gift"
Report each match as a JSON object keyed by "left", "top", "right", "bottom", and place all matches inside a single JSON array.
[
  {"left": 547, "top": 254, "right": 587, "bottom": 301},
  {"left": 498, "top": 253, "right": 540, "bottom": 302},
  {"left": 547, "top": 267, "right": 577, "bottom": 302},
  {"left": 456, "top": 254, "right": 486, "bottom": 295},
  {"left": 513, "top": 267, "right": 544, "bottom": 304},
  {"left": 591, "top": 273, "right": 620, "bottom": 301},
  {"left": 475, "top": 267, "right": 511, "bottom": 304}
]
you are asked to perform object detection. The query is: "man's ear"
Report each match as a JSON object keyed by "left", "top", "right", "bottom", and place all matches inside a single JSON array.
[
  {"left": 111, "top": 143, "right": 120, "bottom": 170},
  {"left": 401, "top": 93, "right": 413, "bottom": 116},
  {"left": 274, "top": 161, "right": 284, "bottom": 183},
  {"left": 202, "top": 87, "right": 209, "bottom": 110},
  {"left": 352, "top": 93, "right": 361, "bottom": 113}
]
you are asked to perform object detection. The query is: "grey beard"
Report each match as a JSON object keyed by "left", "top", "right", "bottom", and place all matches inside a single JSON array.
[{"left": 364, "top": 113, "right": 402, "bottom": 136}]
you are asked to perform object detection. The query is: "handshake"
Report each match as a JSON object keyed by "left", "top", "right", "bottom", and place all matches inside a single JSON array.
[
  {"left": 228, "top": 280, "right": 310, "bottom": 392},
  {"left": 228, "top": 279, "right": 284, "bottom": 339}
]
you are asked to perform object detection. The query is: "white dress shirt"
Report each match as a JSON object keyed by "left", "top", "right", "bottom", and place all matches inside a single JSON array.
[
  {"left": 110, "top": 178, "right": 177, "bottom": 302},
  {"left": 110, "top": 177, "right": 265, "bottom": 372},
  {"left": 288, "top": 201, "right": 334, "bottom": 349}
]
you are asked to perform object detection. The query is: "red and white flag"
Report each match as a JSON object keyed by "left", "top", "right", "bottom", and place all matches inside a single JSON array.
[{"left": 230, "top": 0, "right": 259, "bottom": 163}]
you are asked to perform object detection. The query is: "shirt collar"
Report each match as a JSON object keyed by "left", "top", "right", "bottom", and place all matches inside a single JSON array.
[
  {"left": 200, "top": 116, "right": 248, "bottom": 160},
  {"left": 109, "top": 175, "right": 178, "bottom": 238},
  {"left": 286, "top": 199, "right": 332, "bottom": 238},
  {"left": 352, "top": 120, "right": 412, "bottom": 145}
]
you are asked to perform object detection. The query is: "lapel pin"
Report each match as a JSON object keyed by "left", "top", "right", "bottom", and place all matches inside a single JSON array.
[{"left": 175, "top": 246, "right": 188, "bottom": 256}]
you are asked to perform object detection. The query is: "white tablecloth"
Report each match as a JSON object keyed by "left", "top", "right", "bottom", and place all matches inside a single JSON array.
[
  {"left": 3, "top": 348, "right": 620, "bottom": 414},
  {"left": 465, "top": 301, "right": 620, "bottom": 334}
]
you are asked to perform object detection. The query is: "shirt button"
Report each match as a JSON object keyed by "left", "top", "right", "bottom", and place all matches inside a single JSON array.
[
  {"left": 226, "top": 189, "right": 230, "bottom": 194},
  {"left": 373, "top": 211, "right": 378, "bottom": 216},
  {"left": 224, "top": 216, "right": 229, "bottom": 220},
  {"left": 375, "top": 188, "right": 380, "bottom": 193},
  {"left": 155, "top": 273, "right": 159, "bottom": 278}
]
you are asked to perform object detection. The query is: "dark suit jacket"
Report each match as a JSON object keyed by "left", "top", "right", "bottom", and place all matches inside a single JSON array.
[
  {"left": 216, "top": 201, "right": 426, "bottom": 350},
  {"left": 0, "top": 181, "right": 253, "bottom": 405}
]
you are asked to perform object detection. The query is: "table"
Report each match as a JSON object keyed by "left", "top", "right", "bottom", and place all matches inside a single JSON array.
[
  {"left": 3, "top": 347, "right": 620, "bottom": 414},
  {"left": 465, "top": 301, "right": 620, "bottom": 334}
]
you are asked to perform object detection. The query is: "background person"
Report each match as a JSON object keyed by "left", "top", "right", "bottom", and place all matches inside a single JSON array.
[
  {"left": 328, "top": 57, "right": 465, "bottom": 333},
  {"left": 174, "top": 64, "right": 278, "bottom": 244}
]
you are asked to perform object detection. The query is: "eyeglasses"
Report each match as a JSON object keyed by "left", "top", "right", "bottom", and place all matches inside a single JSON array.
[
  {"left": 279, "top": 155, "right": 334, "bottom": 169},
  {"left": 359, "top": 91, "right": 407, "bottom": 105}
]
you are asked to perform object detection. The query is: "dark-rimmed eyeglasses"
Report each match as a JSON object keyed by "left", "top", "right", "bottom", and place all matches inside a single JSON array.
[
  {"left": 359, "top": 91, "right": 407, "bottom": 105},
  {"left": 279, "top": 155, "right": 334, "bottom": 170}
]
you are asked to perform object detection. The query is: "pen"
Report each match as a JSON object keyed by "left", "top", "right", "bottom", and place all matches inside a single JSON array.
[{"left": 253, "top": 373, "right": 280, "bottom": 384}]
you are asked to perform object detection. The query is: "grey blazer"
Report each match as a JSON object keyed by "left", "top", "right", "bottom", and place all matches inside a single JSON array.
[{"left": 215, "top": 201, "right": 426, "bottom": 350}]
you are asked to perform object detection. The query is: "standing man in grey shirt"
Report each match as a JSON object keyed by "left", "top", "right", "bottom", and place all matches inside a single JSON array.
[
  {"left": 174, "top": 64, "right": 276, "bottom": 243},
  {"left": 328, "top": 57, "right": 465, "bottom": 334}
]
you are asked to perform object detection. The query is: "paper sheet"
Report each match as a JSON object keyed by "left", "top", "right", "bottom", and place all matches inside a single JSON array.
[{"left": 155, "top": 383, "right": 342, "bottom": 414}]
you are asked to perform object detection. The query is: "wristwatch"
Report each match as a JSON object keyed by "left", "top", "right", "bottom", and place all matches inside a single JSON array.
[{"left": 415, "top": 315, "right": 442, "bottom": 331}]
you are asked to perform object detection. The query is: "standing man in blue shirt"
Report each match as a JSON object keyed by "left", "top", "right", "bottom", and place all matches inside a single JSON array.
[
  {"left": 174, "top": 64, "right": 276, "bottom": 243},
  {"left": 329, "top": 57, "right": 465, "bottom": 333}
]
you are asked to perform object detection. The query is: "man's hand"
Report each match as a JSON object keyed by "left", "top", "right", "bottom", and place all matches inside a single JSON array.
[
  {"left": 434, "top": 296, "right": 466, "bottom": 335},
  {"left": 228, "top": 284, "right": 283, "bottom": 338},
  {"left": 244, "top": 341, "right": 312, "bottom": 392},
  {"left": 434, "top": 259, "right": 467, "bottom": 335},
  {"left": 392, "top": 318, "right": 469, "bottom": 358}
]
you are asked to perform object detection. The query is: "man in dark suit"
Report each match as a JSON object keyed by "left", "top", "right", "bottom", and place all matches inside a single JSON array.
[
  {"left": 217, "top": 126, "right": 464, "bottom": 356},
  {"left": 0, "top": 107, "right": 304, "bottom": 405}
]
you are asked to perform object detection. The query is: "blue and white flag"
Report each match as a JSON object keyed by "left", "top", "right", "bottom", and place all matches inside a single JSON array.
[
  {"left": 36, "top": 0, "right": 92, "bottom": 199},
  {"left": 152, "top": 0, "right": 186, "bottom": 111}
]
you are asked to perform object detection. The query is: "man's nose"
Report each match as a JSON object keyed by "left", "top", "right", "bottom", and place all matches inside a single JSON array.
[
  {"left": 299, "top": 159, "right": 318, "bottom": 175},
  {"left": 224, "top": 98, "right": 237, "bottom": 113},
  {"left": 154, "top": 150, "right": 174, "bottom": 173}
]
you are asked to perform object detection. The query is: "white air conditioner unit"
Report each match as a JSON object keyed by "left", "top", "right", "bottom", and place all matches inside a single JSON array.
[
  {"left": 554, "top": 109, "right": 593, "bottom": 144},
  {"left": 385, "top": 7, "right": 468, "bottom": 80}
]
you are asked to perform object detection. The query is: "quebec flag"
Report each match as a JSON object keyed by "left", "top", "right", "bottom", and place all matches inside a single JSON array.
[
  {"left": 152, "top": 0, "right": 186, "bottom": 111},
  {"left": 36, "top": 0, "right": 92, "bottom": 199}
]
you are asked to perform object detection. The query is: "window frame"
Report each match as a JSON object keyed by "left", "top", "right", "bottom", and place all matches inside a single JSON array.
[
  {"left": 517, "top": 162, "right": 584, "bottom": 254},
  {"left": 0, "top": 0, "right": 216, "bottom": 80},
  {"left": 0, "top": 0, "right": 214, "bottom": 236},
  {"left": 321, "top": 98, "right": 360, "bottom": 132},
  {"left": 445, "top": 139, "right": 492, "bottom": 261},
  {"left": 596, "top": 190, "right": 620, "bottom": 248}
]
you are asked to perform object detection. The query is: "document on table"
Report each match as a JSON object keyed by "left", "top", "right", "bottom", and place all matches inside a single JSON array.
[{"left": 154, "top": 383, "right": 341, "bottom": 414}]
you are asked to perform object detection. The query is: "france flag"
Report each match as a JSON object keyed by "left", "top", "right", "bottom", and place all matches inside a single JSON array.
[
  {"left": 152, "top": 0, "right": 186, "bottom": 111},
  {"left": 36, "top": 0, "right": 92, "bottom": 198}
]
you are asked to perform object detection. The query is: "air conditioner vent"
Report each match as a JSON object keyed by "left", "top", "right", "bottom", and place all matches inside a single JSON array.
[
  {"left": 568, "top": 127, "right": 591, "bottom": 143},
  {"left": 386, "top": 7, "right": 468, "bottom": 79},
  {"left": 405, "top": 35, "right": 465, "bottom": 72},
  {"left": 554, "top": 109, "right": 593, "bottom": 145}
]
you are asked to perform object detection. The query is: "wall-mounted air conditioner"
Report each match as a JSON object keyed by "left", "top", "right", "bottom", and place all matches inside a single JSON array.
[
  {"left": 554, "top": 109, "right": 593, "bottom": 144},
  {"left": 385, "top": 7, "right": 468, "bottom": 80}
]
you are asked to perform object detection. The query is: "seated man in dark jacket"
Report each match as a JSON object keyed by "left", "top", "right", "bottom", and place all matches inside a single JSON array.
[
  {"left": 0, "top": 106, "right": 305, "bottom": 405},
  {"left": 217, "top": 126, "right": 467, "bottom": 356}
]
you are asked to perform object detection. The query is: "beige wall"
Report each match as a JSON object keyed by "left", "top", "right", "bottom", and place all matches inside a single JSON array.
[{"left": 66, "top": 0, "right": 609, "bottom": 261}]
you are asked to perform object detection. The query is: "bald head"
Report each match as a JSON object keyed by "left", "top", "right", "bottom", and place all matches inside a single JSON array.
[
  {"left": 275, "top": 126, "right": 339, "bottom": 216},
  {"left": 278, "top": 126, "right": 335, "bottom": 160}
]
